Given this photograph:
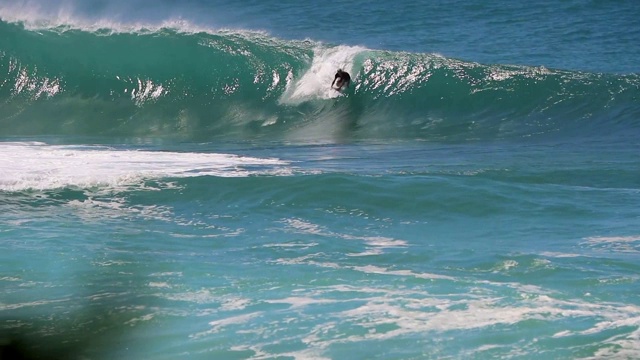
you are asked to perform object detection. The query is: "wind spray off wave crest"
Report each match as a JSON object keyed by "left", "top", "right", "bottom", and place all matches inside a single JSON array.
[{"left": 280, "top": 45, "right": 364, "bottom": 104}]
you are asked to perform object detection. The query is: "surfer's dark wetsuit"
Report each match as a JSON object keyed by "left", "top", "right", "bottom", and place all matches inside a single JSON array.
[{"left": 332, "top": 69, "right": 351, "bottom": 90}]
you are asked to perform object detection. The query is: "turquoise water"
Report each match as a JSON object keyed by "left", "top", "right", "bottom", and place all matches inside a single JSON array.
[{"left": 1, "top": 1, "right": 640, "bottom": 359}]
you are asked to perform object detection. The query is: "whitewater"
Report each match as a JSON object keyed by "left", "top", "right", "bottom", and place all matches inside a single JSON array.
[{"left": 1, "top": 1, "right": 640, "bottom": 359}]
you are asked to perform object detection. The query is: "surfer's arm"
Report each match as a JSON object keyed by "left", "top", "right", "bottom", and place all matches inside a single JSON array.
[{"left": 331, "top": 77, "right": 336, "bottom": 87}]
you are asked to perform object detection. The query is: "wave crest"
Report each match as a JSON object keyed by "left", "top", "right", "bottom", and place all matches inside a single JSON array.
[{"left": 1, "top": 20, "right": 638, "bottom": 142}]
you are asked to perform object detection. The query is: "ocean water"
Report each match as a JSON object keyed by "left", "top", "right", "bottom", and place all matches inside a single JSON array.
[{"left": 1, "top": 0, "right": 640, "bottom": 359}]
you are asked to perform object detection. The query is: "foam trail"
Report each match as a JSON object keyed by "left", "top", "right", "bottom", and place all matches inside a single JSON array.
[{"left": 0, "top": 142, "right": 290, "bottom": 191}]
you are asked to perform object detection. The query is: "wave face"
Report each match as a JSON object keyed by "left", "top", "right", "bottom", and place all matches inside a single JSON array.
[{"left": 1, "top": 20, "right": 639, "bottom": 142}]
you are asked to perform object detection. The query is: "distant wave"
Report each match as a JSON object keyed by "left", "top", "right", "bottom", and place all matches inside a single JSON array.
[{"left": 1, "top": 20, "right": 639, "bottom": 142}]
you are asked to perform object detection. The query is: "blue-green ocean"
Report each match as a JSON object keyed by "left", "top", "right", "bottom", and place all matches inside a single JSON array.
[{"left": 1, "top": 1, "right": 640, "bottom": 359}]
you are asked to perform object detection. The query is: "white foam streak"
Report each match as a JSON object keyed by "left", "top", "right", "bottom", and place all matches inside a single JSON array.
[
  {"left": 280, "top": 218, "right": 408, "bottom": 253},
  {"left": 0, "top": 142, "right": 289, "bottom": 191},
  {"left": 583, "top": 235, "right": 640, "bottom": 253},
  {"left": 192, "top": 312, "right": 263, "bottom": 338},
  {"left": 585, "top": 235, "right": 640, "bottom": 244},
  {"left": 265, "top": 297, "right": 337, "bottom": 309}
]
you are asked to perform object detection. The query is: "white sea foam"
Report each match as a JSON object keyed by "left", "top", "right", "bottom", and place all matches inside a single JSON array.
[
  {"left": 149, "top": 275, "right": 640, "bottom": 359},
  {"left": 162, "top": 289, "right": 219, "bottom": 304},
  {"left": 492, "top": 259, "right": 519, "bottom": 272},
  {"left": 282, "top": 218, "right": 325, "bottom": 235},
  {"left": 0, "top": 298, "right": 69, "bottom": 311},
  {"left": 191, "top": 312, "right": 263, "bottom": 338},
  {"left": 352, "top": 265, "right": 455, "bottom": 280},
  {"left": 540, "top": 251, "right": 584, "bottom": 258},
  {"left": 265, "top": 297, "right": 337, "bottom": 309},
  {"left": 280, "top": 46, "right": 365, "bottom": 104},
  {"left": 220, "top": 296, "right": 253, "bottom": 311},
  {"left": 0, "top": 142, "right": 290, "bottom": 191},
  {"left": 585, "top": 235, "right": 640, "bottom": 244},
  {"left": 279, "top": 217, "right": 407, "bottom": 257},
  {"left": 124, "top": 313, "right": 154, "bottom": 325},
  {"left": 335, "top": 287, "right": 636, "bottom": 355},
  {"left": 148, "top": 282, "right": 171, "bottom": 288},
  {"left": 583, "top": 235, "right": 640, "bottom": 253}
]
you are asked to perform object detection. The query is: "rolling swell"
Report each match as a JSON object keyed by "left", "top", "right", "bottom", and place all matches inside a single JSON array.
[{"left": 1, "top": 20, "right": 638, "bottom": 142}]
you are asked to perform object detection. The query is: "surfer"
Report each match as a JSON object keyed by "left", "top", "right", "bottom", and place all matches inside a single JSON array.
[{"left": 331, "top": 69, "right": 351, "bottom": 91}]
